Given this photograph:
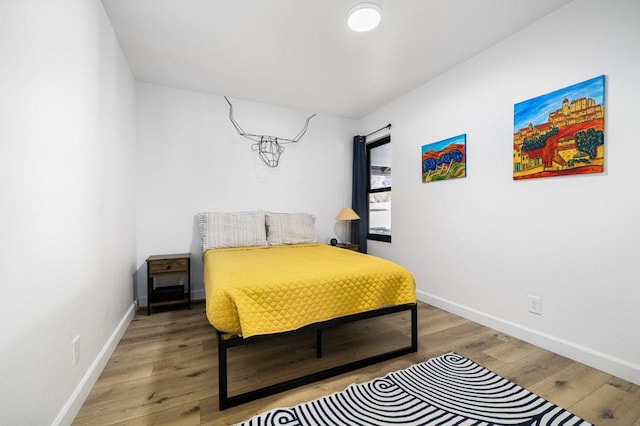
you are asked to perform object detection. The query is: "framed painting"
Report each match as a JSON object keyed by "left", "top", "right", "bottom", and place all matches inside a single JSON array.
[
  {"left": 513, "top": 75, "right": 605, "bottom": 180},
  {"left": 422, "top": 134, "right": 466, "bottom": 183}
]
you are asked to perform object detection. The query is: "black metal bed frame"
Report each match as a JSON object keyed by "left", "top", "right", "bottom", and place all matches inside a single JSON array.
[{"left": 217, "top": 303, "right": 418, "bottom": 410}]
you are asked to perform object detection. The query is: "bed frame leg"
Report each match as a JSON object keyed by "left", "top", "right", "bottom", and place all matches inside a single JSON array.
[
  {"left": 411, "top": 304, "right": 418, "bottom": 351},
  {"left": 316, "top": 329, "right": 322, "bottom": 358},
  {"left": 217, "top": 332, "right": 229, "bottom": 410}
]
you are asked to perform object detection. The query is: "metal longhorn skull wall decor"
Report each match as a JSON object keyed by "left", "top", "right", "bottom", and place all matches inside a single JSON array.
[{"left": 224, "top": 96, "right": 316, "bottom": 168}]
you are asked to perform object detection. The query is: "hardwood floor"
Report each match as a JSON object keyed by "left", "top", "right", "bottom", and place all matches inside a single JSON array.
[{"left": 74, "top": 302, "right": 640, "bottom": 425}]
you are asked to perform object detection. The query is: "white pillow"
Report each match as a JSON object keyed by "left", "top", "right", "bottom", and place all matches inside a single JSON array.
[
  {"left": 196, "top": 211, "right": 268, "bottom": 251},
  {"left": 265, "top": 212, "right": 317, "bottom": 245}
]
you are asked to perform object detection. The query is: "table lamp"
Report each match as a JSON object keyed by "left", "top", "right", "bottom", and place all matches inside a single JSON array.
[{"left": 335, "top": 207, "right": 360, "bottom": 243}]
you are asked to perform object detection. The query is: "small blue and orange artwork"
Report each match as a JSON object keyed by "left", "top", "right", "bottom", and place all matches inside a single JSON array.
[{"left": 422, "top": 134, "right": 466, "bottom": 183}]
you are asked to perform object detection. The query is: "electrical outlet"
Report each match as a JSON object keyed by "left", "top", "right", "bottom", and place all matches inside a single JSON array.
[
  {"left": 72, "top": 335, "right": 81, "bottom": 366},
  {"left": 528, "top": 295, "right": 542, "bottom": 315}
]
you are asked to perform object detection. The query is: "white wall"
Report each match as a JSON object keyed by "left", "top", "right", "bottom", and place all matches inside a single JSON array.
[
  {"left": 0, "top": 1, "right": 137, "bottom": 424},
  {"left": 360, "top": 0, "right": 640, "bottom": 385},
  {"left": 136, "top": 83, "right": 356, "bottom": 302}
]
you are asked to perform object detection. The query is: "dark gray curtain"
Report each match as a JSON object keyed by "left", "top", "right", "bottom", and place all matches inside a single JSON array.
[{"left": 351, "top": 135, "right": 368, "bottom": 253}]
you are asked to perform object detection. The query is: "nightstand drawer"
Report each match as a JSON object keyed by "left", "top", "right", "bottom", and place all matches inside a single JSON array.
[{"left": 148, "top": 258, "right": 188, "bottom": 274}]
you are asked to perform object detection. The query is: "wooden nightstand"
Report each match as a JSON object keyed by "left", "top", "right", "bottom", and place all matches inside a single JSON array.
[
  {"left": 336, "top": 242, "right": 360, "bottom": 251},
  {"left": 146, "top": 253, "right": 191, "bottom": 315}
]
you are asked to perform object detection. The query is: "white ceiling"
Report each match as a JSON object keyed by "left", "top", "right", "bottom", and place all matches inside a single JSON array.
[{"left": 101, "top": 0, "right": 574, "bottom": 119}]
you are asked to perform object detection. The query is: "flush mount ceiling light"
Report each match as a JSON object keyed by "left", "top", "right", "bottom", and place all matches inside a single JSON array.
[{"left": 347, "top": 2, "right": 382, "bottom": 32}]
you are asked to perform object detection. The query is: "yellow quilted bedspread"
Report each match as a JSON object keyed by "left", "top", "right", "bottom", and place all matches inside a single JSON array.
[{"left": 203, "top": 243, "right": 415, "bottom": 338}]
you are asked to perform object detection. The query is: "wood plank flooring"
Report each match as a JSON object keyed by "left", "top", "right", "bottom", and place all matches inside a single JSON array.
[{"left": 73, "top": 302, "right": 640, "bottom": 425}]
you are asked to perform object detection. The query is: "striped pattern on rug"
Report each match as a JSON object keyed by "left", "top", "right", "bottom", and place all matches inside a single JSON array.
[{"left": 236, "top": 352, "right": 591, "bottom": 425}]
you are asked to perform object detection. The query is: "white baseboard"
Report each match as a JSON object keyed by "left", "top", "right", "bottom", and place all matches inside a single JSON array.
[
  {"left": 418, "top": 290, "right": 640, "bottom": 386},
  {"left": 191, "top": 289, "right": 205, "bottom": 301},
  {"left": 53, "top": 301, "right": 137, "bottom": 426}
]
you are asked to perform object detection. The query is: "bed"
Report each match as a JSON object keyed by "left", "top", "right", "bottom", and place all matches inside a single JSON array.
[{"left": 197, "top": 211, "right": 417, "bottom": 409}]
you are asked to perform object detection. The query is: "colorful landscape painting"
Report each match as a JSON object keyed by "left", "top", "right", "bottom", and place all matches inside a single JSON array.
[
  {"left": 513, "top": 75, "right": 605, "bottom": 180},
  {"left": 422, "top": 134, "right": 466, "bottom": 183}
]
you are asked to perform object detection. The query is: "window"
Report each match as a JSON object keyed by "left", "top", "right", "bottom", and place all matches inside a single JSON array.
[{"left": 367, "top": 136, "right": 391, "bottom": 242}]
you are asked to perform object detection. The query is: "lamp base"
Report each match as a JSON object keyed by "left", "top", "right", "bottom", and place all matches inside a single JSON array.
[{"left": 345, "top": 221, "right": 351, "bottom": 244}]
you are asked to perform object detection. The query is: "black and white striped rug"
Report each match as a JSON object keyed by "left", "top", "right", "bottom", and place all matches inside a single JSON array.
[{"left": 237, "top": 352, "right": 591, "bottom": 425}]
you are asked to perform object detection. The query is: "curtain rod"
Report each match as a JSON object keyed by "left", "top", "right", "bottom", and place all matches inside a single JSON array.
[{"left": 366, "top": 123, "right": 392, "bottom": 138}]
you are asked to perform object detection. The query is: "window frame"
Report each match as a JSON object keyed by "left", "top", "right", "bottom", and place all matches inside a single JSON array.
[{"left": 366, "top": 135, "right": 391, "bottom": 243}]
